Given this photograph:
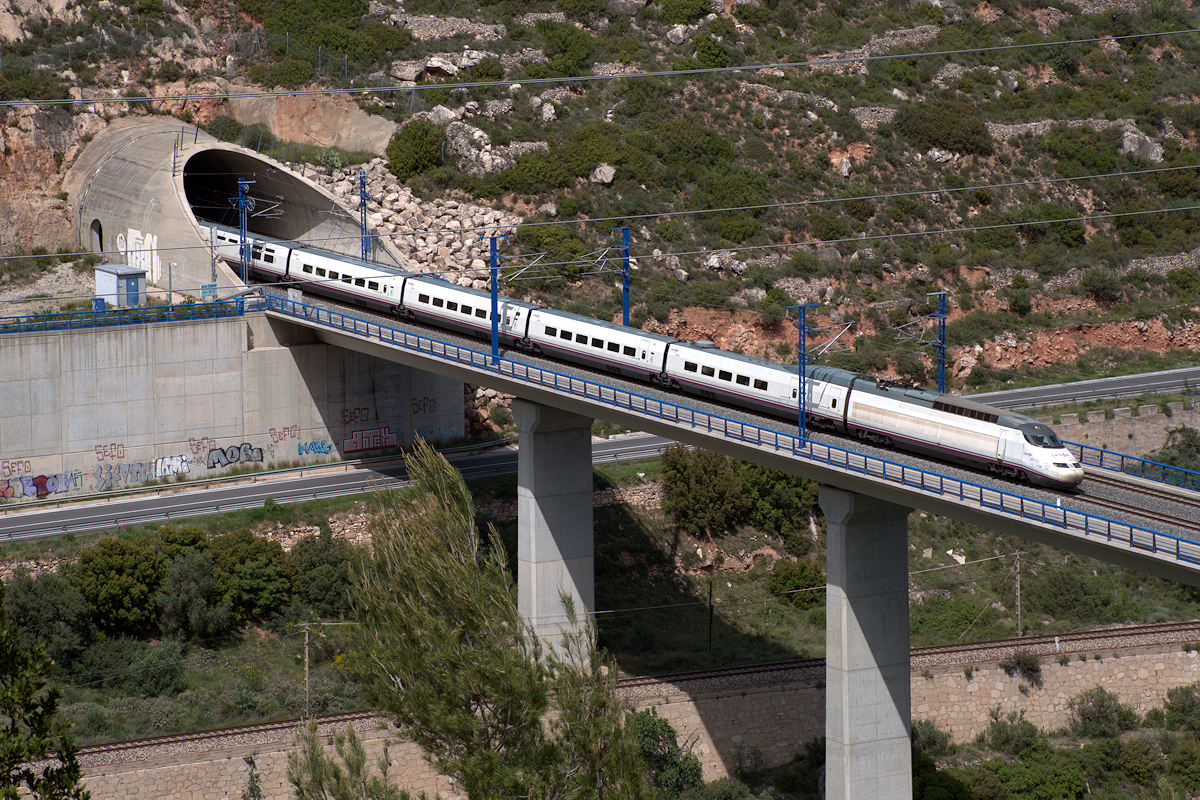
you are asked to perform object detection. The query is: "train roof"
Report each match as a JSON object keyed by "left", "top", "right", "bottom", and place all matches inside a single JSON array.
[
  {"left": 539, "top": 308, "right": 680, "bottom": 344},
  {"left": 204, "top": 222, "right": 411, "bottom": 278},
  {"left": 672, "top": 340, "right": 798, "bottom": 373},
  {"left": 407, "top": 274, "right": 542, "bottom": 310}
]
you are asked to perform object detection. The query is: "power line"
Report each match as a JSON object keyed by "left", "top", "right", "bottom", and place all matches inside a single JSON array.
[{"left": 8, "top": 26, "right": 1200, "bottom": 109}]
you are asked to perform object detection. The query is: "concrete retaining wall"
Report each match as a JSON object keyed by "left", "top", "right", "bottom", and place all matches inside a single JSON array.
[
  {"left": 0, "top": 313, "right": 462, "bottom": 501},
  {"left": 1038, "top": 397, "right": 1200, "bottom": 457},
  {"left": 80, "top": 642, "right": 1200, "bottom": 799}
]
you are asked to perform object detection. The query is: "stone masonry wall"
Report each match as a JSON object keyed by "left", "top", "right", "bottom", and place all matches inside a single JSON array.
[
  {"left": 81, "top": 642, "right": 1200, "bottom": 799},
  {"left": 1036, "top": 397, "right": 1199, "bottom": 456}
]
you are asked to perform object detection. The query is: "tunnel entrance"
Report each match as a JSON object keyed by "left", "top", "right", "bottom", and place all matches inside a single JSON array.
[{"left": 181, "top": 148, "right": 398, "bottom": 266}]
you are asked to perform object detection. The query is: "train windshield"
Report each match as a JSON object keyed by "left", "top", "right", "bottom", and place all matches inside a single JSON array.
[{"left": 1020, "top": 423, "right": 1063, "bottom": 449}]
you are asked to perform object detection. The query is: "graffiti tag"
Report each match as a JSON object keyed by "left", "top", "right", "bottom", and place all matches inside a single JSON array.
[
  {"left": 1, "top": 471, "right": 83, "bottom": 499},
  {"left": 411, "top": 396, "right": 438, "bottom": 414},
  {"left": 1, "top": 459, "right": 32, "bottom": 479},
  {"left": 206, "top": 443, "right": 264, "bottom": 469},
  {"left": 341, "top": 407, "right": 372, "bottom": 425},
  {"left": 94, "top": 442, "right": 127, "bottom": 462},
  {"left": 188, "top": 436, "right": 219, "bottom": 456},
  {"left": 269, "top": 425, "right": 300, "bottom": 444},
  {"left": 298, "top": 440, "right": 333, "bottom": 456},
  {"left": 342, "top": 427, "right": 398, "bottom": 454}
]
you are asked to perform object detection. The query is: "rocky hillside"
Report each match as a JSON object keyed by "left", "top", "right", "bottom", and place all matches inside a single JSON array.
[{"left": 3, "top": 0, "right": 1200, "bottom": 391}]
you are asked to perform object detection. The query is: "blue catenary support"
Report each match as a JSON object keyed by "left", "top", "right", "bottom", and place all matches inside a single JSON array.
[
  {"left": 359, "top": 169, "right": 370, "bottom": 262},
  {"left": 236, "top": 178, "right": 254, "bottom": 286},
  {"left": 929, "top": 291, "right": 947, "bottom": 394},
  {"left": 490, "top": 235, "right": 500, "bottom": 365},
  {"left": 787, "top": 303, "right": 817, "bottom": 444},
  {"left": 615, "top": 226, "right": 631, "bottom": 326}
]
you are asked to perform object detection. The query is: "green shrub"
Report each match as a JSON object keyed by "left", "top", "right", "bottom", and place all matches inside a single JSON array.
[
  {"left": 72, "top": 537, "right": 166, "bottom": 637},
  {"left": 895, "top": 97, "right": 992, "bottom": 156},
  {"left": 1120, "top": 737, "right": 1162, "bottom": 784},
  {"left": 248, "top": 57, "right": 314, "bottom": 89},
  {"left": 386, "top": 119, "right": 444, "bottom": 181},
  {"left": 158, "top": 550, "right": 235, "bottom": 642},
  {"left": 1165, "top": 683, "right": 1200, "bottom": 732},
  {"left": 75, "top": 638, "right": 186, "bottom": 696},
  {"left": 538, "top": 20, "right": 595, "bottom": 74},
  {"left": 156, "top": 60, "right": 185, "bottom": 81},
  {"left": 661, "top": 0, "right": 709, "bottom": 24},
  {"left": 680, "top": 777, "right": 754, "bottom": 800},
  {"left": 981, "top": 708, "right": 1039, "bottom": 755},
  {"left": 206, "top": 115, "right": 245, "bottom": 143},
  {"left": 242, "top": 122, "right": 277, "bottom": 152},
  {"left": 661, "top": 446, "right": 746, "bottom": 537},
  {"left": 912, "top": 719, "right": 954, "bottom": 758},
  {"left": 767, "top": 559, "right": 825, "bottom": 608},
  {"left": 999, "top": 649, "right": 1041, "bottom": 685},
  {"left": 1167, "top": 735, "right": 1200, "bottom": 792},
  {"left": 1068, "top": 686, "right": 1139, "bottom": 738},
  {"left": 1148, "top": 427, "right": 1200, "bottom": 472},
  {"left": 556, "top": 0, "right": 603, "bottom": 20},
  {"left": 1078, "top": 267, "right": 1122, "bottom": 302},
  {"left": 632, "top": 708, "right": 703, "bottom": 796},
  {"left": 465, "top": 57, "right": 504, "bottom": 82},
  {"left": 3, "top": 570, "right": 96, "bottom": 670}
]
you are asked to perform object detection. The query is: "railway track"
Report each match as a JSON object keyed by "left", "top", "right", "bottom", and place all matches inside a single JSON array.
[
  {"left": 78, "top": 620, "right": 1200, "bottom": 765},
  {"left": 1079, "top": 469, "right": 1200, "bottom": 536}
]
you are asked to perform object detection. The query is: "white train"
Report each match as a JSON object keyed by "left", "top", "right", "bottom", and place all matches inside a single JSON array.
[{"left": 208, "top": 224, "right": 1085, "bottom": 489}]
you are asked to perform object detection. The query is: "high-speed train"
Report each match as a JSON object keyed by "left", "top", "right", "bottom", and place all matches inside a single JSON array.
[{"left": 208, "top": 224, "right": 1085, "bottom": 489}]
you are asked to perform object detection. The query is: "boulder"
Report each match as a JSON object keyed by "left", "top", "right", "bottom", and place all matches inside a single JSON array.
[
  {"left": 1119, "top": 128, "right": 1163, "bottom": 163},
  {"left": 590, "top": 163, "right": 616, "bottom": 184}
]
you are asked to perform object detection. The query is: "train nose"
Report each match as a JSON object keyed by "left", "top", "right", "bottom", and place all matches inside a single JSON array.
[{"left": 1051, "top": 459, "right": 1085, "bottom": 486}]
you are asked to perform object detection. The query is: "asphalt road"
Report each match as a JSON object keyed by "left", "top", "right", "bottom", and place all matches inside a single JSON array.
[
  {"left": 969, "top": 365, "right": 1200, "bottom": 410},
  {"left": 4, "top": 363, "right": 1198, "bottom": 539},
  {"left": 0, "top": 435, "right": 676, "bottom": 540}
]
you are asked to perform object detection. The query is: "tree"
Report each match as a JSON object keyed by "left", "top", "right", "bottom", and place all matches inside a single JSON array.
[
  {"left": 2, "top": 570, "right": 95, "bottom": 671},
  {"left": 157, "top": 550, "right": 234, "bottom": 642},
  {"left": 345, "top": 440, "right": 647, "bottom": 800},
  {"left": 208, "top": 529, "right": 294, "bottom": 622},
  {"left": 71, "top": 537, "right": 164, "bottom": 636},
  {"left": 289, "top": 531, "right": 354, "bottom": 619},
  {"left": 0, "top": 588, "right": 89, "bottom": 799},
  {"left": 288, "top": 722, "right": 409, "bottom": 800},
  {"left": 660, "top": 446, "right": 746, "bottom": 537},
  {"left": 386, "top": 120, "right": 443, "bottom": 181}
]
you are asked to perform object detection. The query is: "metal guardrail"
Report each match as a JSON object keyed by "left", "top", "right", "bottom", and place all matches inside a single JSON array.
[
  {"left": 0, "top": 299, "right": 258, "bottom": 334},
  {"left": 1069, "top": 441, "right": 1200, "bottom": 492},
  {"left": 263, "top": 295, "right": 1200, "bottom": 569}
]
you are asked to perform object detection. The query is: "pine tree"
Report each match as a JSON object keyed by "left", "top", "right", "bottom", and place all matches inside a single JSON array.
[{"left": 0, "top": 587, "right": 89, "bottom": 800}]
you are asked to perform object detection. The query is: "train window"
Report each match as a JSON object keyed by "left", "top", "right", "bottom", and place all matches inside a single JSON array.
[
  {"left": 624, "top": 346, "right": 636, "bottom": 356},
  {"left": 561, "top": 330, "right": 572, "bottom": 340},
  {"left": 701, "top": 366, "right": 715, "bottom": 377},
  {"left": 368, "top": 281, "right": 379, "bottom": 291},
  {"left": 576, "top": 333, "right": 588, "bottom": 344},
  {"left": 476, "top": 309, "right": 487, "bottom": 318},
  {"left": 591, "top": 337, "right": 603, "bottom": 348},
  {"left": 754, "top": 379, "right": 768, "bottom": 390},
  {"left": 419, "top": 294, "right": 430, "bottom": 304},
  {"left": 792, "top": 388, "right": 798, "bottom": 398},
  {"left": 545, "top": 326, "right": 557, "bottom": 337},
  {"left": 462, "top": 305, "right": 473, "bottom": 316},
  {"left": 447, "top": 301, "right": 458, "bottom": 312},
  {"left": 736, "top": 374, "right": 749, "bottom": 386},
  {"left": 342, "top": 275, "right": 352, "bottom": 283},
  {"left": 355, "top": 279, "right": 366, "bottom": 287},
  {"left": 684, "top": 361, "right": 698, "bottom": 373},
  {"left": 718, "top": 370, "right": 732, "bottom": 382},
  {"left": 264, "top": 253, "right": 275, "bottom": 264},
  {"left": 433, "top": 298, "right": 444, "bottom": 307},
  {"left": 302, "top": 264, "right": 313, "bottom": 274},
  {"left": 316, "top": 268, "right": 326, "bottom": 277},
  {"left": 607, "top": 341, "right": 620, "bottom": 352}
]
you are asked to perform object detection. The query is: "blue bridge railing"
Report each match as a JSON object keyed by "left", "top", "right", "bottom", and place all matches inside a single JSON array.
[
  {"left": 262, "top": 295, "right": 1200, "bottom": 570},
  {"left": 0, "top": 299, "right": 256, "bottom": 335},
  {"left": 1068, "top": 441, "right": 1200, "bottom": 492}
]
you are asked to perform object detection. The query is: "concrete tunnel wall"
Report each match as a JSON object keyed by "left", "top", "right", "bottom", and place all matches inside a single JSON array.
[{"left": 63, "top": 117, "right": 403, "bottom": 300}]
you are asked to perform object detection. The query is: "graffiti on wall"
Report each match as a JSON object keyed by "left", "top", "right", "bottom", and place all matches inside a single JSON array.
[
  {"left": 94, "top": 442, "right": 126, "bottom": 462},
  {"left": 343, "top": 427, "right": 398, "bottom": 454},
  {"left": 188, "top": 437, "right": 219, "bottom": 456},
  {"left": 93, "top": 455, "right": 191, "bottom": 490},
  {"left": 298, "top": 440, "right": 333, "bottom": 456},
  {"left": 411, "top": 396, "right": 438, "bottom": 414},
  {"left": 341, "top": 407, "right": 372, "bottom": 425},
  {"left": 206, "top": 443, "right": 264, "bottom": 470},
  {"left": 269, "top": 425, "right": 300, "bottom": 444},
  {"left": 1, "top": 459, "right": 33, "bottom": 479},
  {"left": 116, "top": 228, "right": 163, "bottom": 283},
  {"left": 1, "top": 471, "right": 83, "bottom": 499}
]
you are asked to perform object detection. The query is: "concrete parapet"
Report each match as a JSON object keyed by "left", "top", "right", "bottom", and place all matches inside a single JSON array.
[
  {"left": 513, "top": 399, "right": 595, "bottom": 648},
  {"left": 1086, "top": 410, "right": 1106, "bottom": 424},
  {"left": 1051, "top": 400, "right": 1200, "bottom": 455},
  {"left": 821, "top": 487, "right": 913, "bottom": 800},
  {"left": 1112, "top": 407, "right": 1131, "bottom": 419},
  {"left": 1059, "top": 413, "right": 1079, "bottom": 425},
  {"left": 1139, "top": 405, "right": 1159, "bottom": 417}
]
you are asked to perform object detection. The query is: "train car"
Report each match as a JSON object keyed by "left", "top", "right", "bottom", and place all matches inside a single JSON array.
[
  {"left": 401, "top": 274, "right": 538, "bottom": 344},
  {"left": 201, "top": 223, "right": 1084, "bottom": 489},
  {"left": 528, "top": 309, "right": 675, "bottom": 382}
]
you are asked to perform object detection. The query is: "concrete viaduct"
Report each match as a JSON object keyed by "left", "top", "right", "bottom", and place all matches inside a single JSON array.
[{"left": 34, "top": 118, "right": 1200, "bottom": 799}]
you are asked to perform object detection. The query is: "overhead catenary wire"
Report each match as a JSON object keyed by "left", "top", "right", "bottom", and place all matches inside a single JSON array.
[{"left": 5, "top": 26, "right": 1200, "bottom": 109}]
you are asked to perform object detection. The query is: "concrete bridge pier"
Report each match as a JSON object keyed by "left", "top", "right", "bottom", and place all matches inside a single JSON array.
[
  {"left": 820, "top": 486, "right": 913, "bottom": 800},
  {"left": 513, "top": 399, "right": 595, "bottom": 650}
]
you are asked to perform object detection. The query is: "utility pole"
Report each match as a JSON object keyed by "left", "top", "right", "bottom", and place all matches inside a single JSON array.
[
  {"left": 359, "top": 169, "right": 370, "bottom": 263},
  {"left": 489, "top": 235, "right": 502, "bottom": 365},
  {"left": 1015, "top": 552, "right": 1022, "bottom": 638},
  {"left": 235, "top": 178, "right": 255, "bottom": 286},
  {"left": 296, "top": 621, "right": 356, "bottom": 719}
]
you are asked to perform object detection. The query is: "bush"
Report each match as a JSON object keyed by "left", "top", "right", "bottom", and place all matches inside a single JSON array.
[
  {"left": 158, "top": 550, "right": 235, "bottom": 642},
  {"left": 386, "top": 119, "right": 444, "bottom": 181},
  {"left": 981, "top": 708, "right": 1039, "bottom": 755},
  {"left": 999, "top": 649, "right": 1041, "bottom": 685},
  {"left": 895, "top": 97, "right": 992, "bottom": 156},
  {"left": 537, "top": 20, "right": 595, "bottom": 75},
  {"left": 1120, "top": 737, "right": 1162, "bottom": 784},
  {"left": 661, "top": 446, "right": 746, "bottom": 537},
  {"left": 242, "top": 122, "right": 277, "bottom": 152},
  {"left": 74, "top": 638, "right": 186, "bottom": 696},
  {"left": 289, "top": 530, "right": 354, "bottom": 619},
  {"left": 661, "top": 0, "right": 710, "bottom": 24},
  {"left": 156, "top": 60, "right": 185, "bottom": 81},
  {"left": 1068, "top": 686, "right": 1139, "bottom": 737},
  {"left": 3, "top": 570, "right": 95, "bottom": 670},
  {"left": 72, "top": 537, "right": 166, "bottom": 636},
  {"left": 767, "top": 559, "right": 824, "bottom": 608},
  {"left": 206, "top": 115, "right": 245, "bottom": 143},
  {"left": 680, "top": 778, "right": 754, "bottom": 800},
  {"left": 1078, "top": 267, "right": 1122, "bottom": 302},
  {"left": 912, "top": 719, "right": 954, "bottom": 758},
  {"left": 1148, "top": 427, "right": 1200, "bottom": 472},
  {"left": 632, "top": 709, "right": 703, "bottom": 796},
  {"left": 247, "top": 57, "right": 314, "bottom": 89},
  {"left": 208, "top": 529, "right": 294, "bottom": 622},
  {"left": 1165, "top": 683, "right": 1200, "bottom": 732}
]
